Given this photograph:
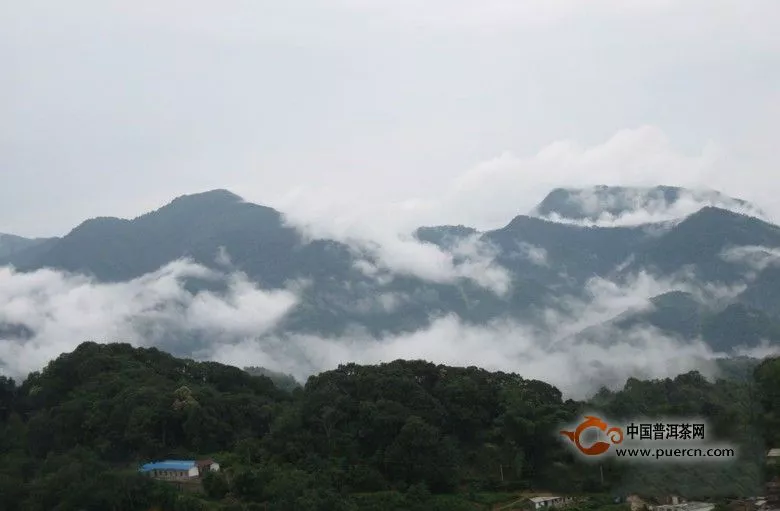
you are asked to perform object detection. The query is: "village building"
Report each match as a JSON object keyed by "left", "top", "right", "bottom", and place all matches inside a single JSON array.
[
  {"left": 627, "top": 494, "right": 648, "bottom": 511},
  {"left": 646, "top": 496, "right": 714, "bottom": 511},
  {"left": 766, "top": 448, "right": 780, "bottom": 510},
  {"left": 527, "top": 496, "right": 575, "bottom": 510},
  {"left": 138, "top": 459, "right": 220, "bottom": 480},
  {"left": 195, "top": 459, "right": 220, "bottom": 476},
  {"left": 649, "top": 503, "right": 714, "bottom": 511}
]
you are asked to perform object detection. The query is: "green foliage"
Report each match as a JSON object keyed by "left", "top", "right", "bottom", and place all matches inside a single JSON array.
[
  {"left": 243, "top": 366, "right": 300, "bottom": 393},
  {"left": 755, "top": 356, "right": 780, "bottom": 448},
  {"left": 16, "top": 342, "right": 286, "bottom": 461},
  {"left": 590, "top": 370, "right": 765, "bottom": 498},
  {"left": 1, "top": 342, "right": 778, "bottom": 509},
  {"left": 469, "top": 491, "right": 517, "bottom": 504},
  {"left": 202, "top": 471, "right": 230, "bottom": 500}
]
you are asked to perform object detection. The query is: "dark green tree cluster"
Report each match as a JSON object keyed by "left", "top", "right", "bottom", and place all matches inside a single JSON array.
[
  {"left": 0, "top": 342, "right": 777, "bottom": 510},
  {"left": 755, "top": 356, "right": 780, "bottom": 449},
  {"left": 591, "top": 370, "right": 765, "bottom": 498}
]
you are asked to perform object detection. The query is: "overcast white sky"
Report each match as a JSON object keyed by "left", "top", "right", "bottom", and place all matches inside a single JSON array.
[{"left": 3, "top": 0, "right": 779, "bottom": 237}]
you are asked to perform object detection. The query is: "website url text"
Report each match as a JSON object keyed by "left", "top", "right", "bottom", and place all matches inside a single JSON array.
[{"left": 615, "top": 447, "right": 735, "bottom": 459}]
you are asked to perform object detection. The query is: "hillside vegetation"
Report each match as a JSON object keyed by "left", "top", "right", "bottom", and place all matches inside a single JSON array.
[{"left": 0, "top": 342, "right": 777, "bottom": 510}]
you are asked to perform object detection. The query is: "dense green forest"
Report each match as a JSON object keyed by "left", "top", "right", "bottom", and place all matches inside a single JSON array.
[{"left": 0, "top": 342, "right": 778, "bottom": 510}]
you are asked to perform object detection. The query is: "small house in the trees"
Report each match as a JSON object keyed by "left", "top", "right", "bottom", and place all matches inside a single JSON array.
[
  {"left": 195, "top": 459, "right": 220, "bottom": 475},
  {"left": 139, "top": 459, "right": 220, "bottom": 480},
  {"left": 527, "top": 496, "right": 574, "bottom": 509}
]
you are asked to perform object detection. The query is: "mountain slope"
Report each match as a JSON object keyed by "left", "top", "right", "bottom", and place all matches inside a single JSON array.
[
  {"left": 0, "top": 233, "right": 58, "bottom": 262},
  {"left": 613, "top": 291, "right": 706, "bottom": 339},
  {"left": 701, "top": 303, "right": 780, "bottom": 352},
  {"left": 532, "top": 185, "right": 765, "bottom": 222},
  {"left": 11, "top": 190, "right": 357, "bottom": 287},
  {"left": 572, "top": 291, "right": 780, "bottom": 352},
  {"left": 483, "top": 214, "right": 646, "bottom": 285},
  {"left": 2, "top": 186, "right": 780, "bottom": 355},
  {"left": 737, "top": 266, "right": 780, "bottom": 318},
  {"left": 622, "top": 207, "right": 780, "bottom": 283}
]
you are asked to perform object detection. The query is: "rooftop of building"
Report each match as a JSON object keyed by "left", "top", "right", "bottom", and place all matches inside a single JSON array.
[
  {"left": 139, "top": 460, "right": 196, "bottom": 472},
  {"left": 653, "top": 502, "right": 714, "bottom": 511},
  {"left": 529, "top": 496, "right": 565, "bottom": 503}
]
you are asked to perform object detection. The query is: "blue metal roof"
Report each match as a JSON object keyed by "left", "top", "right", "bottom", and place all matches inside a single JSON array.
[{"left": 139, "top": 460, "right": 196, "bottom": 472}]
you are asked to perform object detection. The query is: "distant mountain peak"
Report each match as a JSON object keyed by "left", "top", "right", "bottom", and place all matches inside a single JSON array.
[
  {"left": 684, "top": 205, "right": 779, "bottom": 227},
  {"left": 68, "top": 216, "right": 131, "bottom": 234},
  {"left": 130, "top": 189, "right": 252, "bottom": 222},
  {"left": 167, "top": 189, "right": 244, "bottom": 206},
  {"left": 530, "top": 185, "right": 766, "bottom": 226}
]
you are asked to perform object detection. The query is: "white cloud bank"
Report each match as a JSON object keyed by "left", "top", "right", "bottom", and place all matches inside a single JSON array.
[
  {"left": 286, "top": 209, "right": 512, "bottom": 296},
  {"left": 269, "top": 126, "right": 775, "bottom": 252},
  {"left": 0, "top": 258, "right": 759, "bottom": 400},
  {"left": 202, "top": 266, "right": 774, "bottom": 400},
  {"left": 210, "top": 316, "right": 722, "bottom": 401},
  {"left": 264, "top": 126, "right": 774, "bottom": 301},
  {"left": 535, "top": 187, "right": 769, "bottom": 228},
  {"left": 0, "top": 261, "right": 298, "bottom": 378},
  {"left": 721, "top": 245, "right": 780, "bottom": 274},
  {"left": 2, "top": 128, "right": 779, "bottom": 398}
]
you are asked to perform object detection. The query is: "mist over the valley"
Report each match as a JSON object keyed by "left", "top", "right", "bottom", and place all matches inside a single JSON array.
[
  {"left": 3, "top": 175, "right": 780, "bottom": 398},
  {"left": 0, "top": 260, "right": 726, "bottom": 399}
]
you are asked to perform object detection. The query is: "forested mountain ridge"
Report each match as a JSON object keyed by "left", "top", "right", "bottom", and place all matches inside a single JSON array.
[
  {"left": 2, "top": 190, "right": 355, "bottom": 288},
  {"left": 0, "top": 342, "right": 777, "bottom": 510},
  {"left": 530, "top": 186, "right": 766, "bottom": 223},
  {"left": 0, "top": 232, "right": 55, "bottom": 259},
  {"left": 3, "top": 186, "right": 780, "bottom": 364}
]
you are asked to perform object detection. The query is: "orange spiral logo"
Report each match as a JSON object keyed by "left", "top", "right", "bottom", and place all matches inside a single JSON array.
[
  {"left": 607, "top": 426, "right": 623, "bottom": 444},
  {"left": 560, "top": 416, "right": 624, "bottom": 456}
]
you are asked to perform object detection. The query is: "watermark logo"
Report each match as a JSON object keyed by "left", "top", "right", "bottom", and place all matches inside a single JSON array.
[
  {"left": 558, "top": 414, "right": 737, "bottom": 463},
  {"left": 560, "top": 415, "right": 624, "bottom": 456}
]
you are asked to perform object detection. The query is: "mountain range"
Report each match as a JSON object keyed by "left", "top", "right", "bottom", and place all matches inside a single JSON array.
[{"left": 2, "top": 185, "right": 780, "bottom": 369}]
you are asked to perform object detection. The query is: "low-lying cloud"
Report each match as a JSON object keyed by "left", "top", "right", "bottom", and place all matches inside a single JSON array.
[
  {"left": 510, "top": 242, "right": 549, "bottom": 267},
  {"left": 209, "top": 316, "right": 720, "bottom": 400},
  {"left": 0, "top": 261, "right": 298, "bottom": 378},
  {"left": 535, "top": 187, "right": 770, "bottom": 228},
  {"left": 284, "top": 208, "right": 512, "bottom": 296},
  {"left": 721, "top": 245, "right": 780, "bottom": 274},
  {"left": 0, "top": 257, "right": 756, "bottom": 399}
]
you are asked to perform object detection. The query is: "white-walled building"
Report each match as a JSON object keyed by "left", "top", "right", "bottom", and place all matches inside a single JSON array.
[
  {"left": 139, "top": 459, "right": 220, "bottom": 480},
  {"left": 528, "top": 496, "right": 574, "bottom": 509}
]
